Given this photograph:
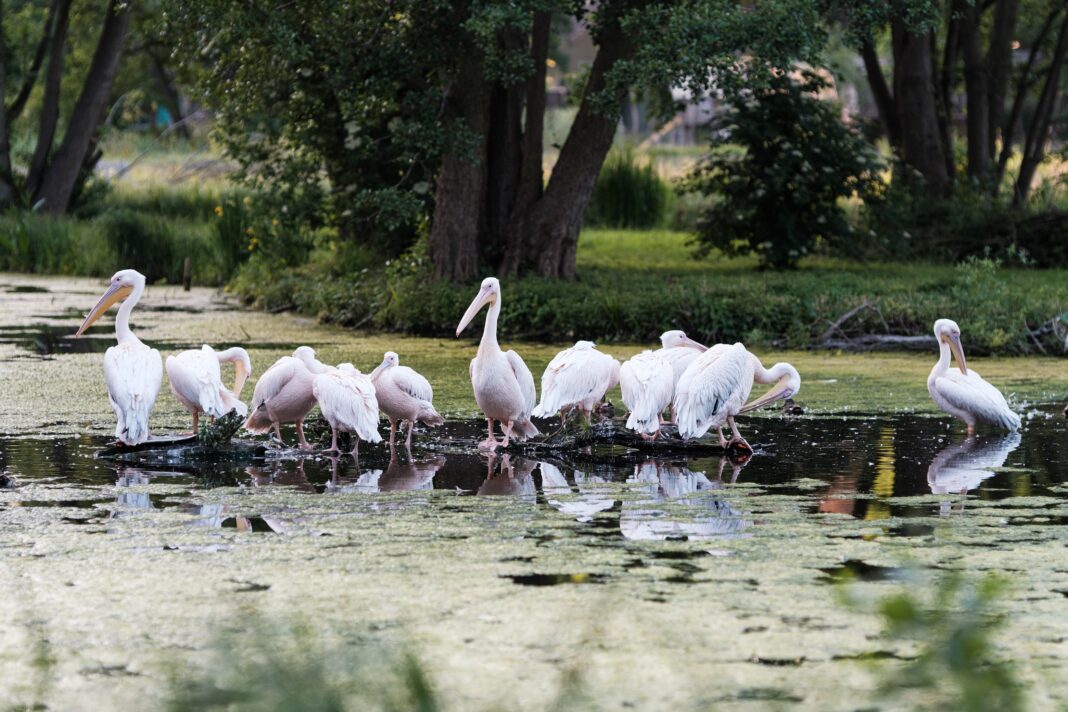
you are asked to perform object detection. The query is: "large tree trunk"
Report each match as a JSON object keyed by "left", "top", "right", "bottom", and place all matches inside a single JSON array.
[
  {"left": 985, "top": 0, "right": 1019, "bottom": 163},
  {"left": 859, "top": 39, "right": 900, "bottom": 148},
  {"left": 483, "top": 28, "right": 526, "bottom": 268},
  {"left": 1014, "top": 12, "right": 1068, "bottom": 207},
  {"left": 7, "top": 0, "right": 60, "bottom": 124},
  {"left": 0, "top": 1, "right": 16, "bottom": 209},
  {"left": 26, "top": 0, "right": 71, "bottom": 201},
  {"left": 892, "top": 20, "right": 952, "bottom": 196},
  {"left": 962, "top": 2, "right": 991, "bottom": 179},
  {"left": 36, "top": 0, "right": 131, "bottom": 214},
  {"left": 503, "top": 22, "right": 632, "bottom": 278},
  {"left": 428, "top": 56, "right": 491, "bottom": 281}
]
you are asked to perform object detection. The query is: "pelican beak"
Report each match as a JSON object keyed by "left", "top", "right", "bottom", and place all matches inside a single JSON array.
[
  {"left": 75, "top": 282, "right": 132, "bottom": 336},
  {"left": 682, "top": 335, "right": 707, "bottom": 351},
  {"left": 456, "top": 285, "right": 494, "bottom": 336},
  {"left": 740, "top": 381, "right": 795, "bottom": 413},
  {"left": 948, "top": 333, "right": 968, "bottom": 375},
  {"left": 233, "top": 360, "right": 250, "bottom": 398}
]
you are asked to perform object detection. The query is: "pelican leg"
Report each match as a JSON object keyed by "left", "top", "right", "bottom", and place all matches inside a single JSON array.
[
  {"left": 501, "top": 421, "right": 514, "bottom": 448},
  {"left": 405, "top": 420, "right": 414, "bottom": 449},
  {"left": 388, "top": 418, "right": 397, "bottom": 447},
  {"left": 717, "top": 427, "right": 728, "bottom": 449},
  {"left": 271, "top": 422, "right": 286, "bottom": 446},
  {"left": 324, "top": 427, "right": 340, "bottom": 455},
  {"left": 726, "top": 416, "right": 753, "bottom": 454},
  {"left": 966, "top": 422, "right": 976, "bottom": 437},
  {"left": 295, "top": 419, "right": 314, "bottom": 451},
  {"left": 478, "top": 418, "right": 500, "bottom": 450},
  {"left": 191, "top": 411, "right": 200, "bottom": 435},
  {"left": 349, "top": 437, "right": 359, "bottom": 458}
]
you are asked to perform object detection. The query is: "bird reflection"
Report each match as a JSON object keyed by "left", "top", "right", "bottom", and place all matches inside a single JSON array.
[
  {"left": 927, "top": 432, "right": 1021, "bottom": 515},
  {"left": 539, "top": 461, "right": 615, "bottom": 522},
  {"left": 477, "top": 453, "right": 537, "bottom": 500},
  {"left": 325, "top": 446, "right": 445, "bottom": 494},
  {"left": 621, "top": 458, "right": 752, "bottom": 540},
  {"left": 246, "top": 458, "right": 316, "bottom": 492}
]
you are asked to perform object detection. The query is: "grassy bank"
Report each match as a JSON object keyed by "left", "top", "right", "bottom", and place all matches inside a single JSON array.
[{"left": 233, "top": 229, "right": 1068, "bottom": 355}]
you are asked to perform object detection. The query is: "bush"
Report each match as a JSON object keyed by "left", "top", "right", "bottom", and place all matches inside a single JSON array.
[
  {"left": 586, "top": 147, "right": 669, "bottom": 229},
  {"left": 683, "top": 70, "right": 883, "bottom": 269}
]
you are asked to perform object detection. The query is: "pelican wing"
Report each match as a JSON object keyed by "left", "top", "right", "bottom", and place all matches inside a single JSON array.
[
  {"left": 250, "top": 356, "right": 304, "bottom": 411},
  {"left": 313, "top": 371, "right": 382, "bottom": 442},
  {"left": 104, "top": 343, "right": 163, "bottom": 445},
  {"left": 935, "top": 369, "right": 1021, "bottom": 430},
  {"left": 533, "top": 345, "right": 615, "bottom": 416},
  {"left": 654, "top": 345, "right": 704, "bottom": 388},
  {"left": 620, "top": 352, "right": 673, "bottom": 435},
  {"left": 391, "top": 365, "right": 434, "bottom": 404},
  {"left": 674, "top": 343, "right": 752, "bottom": 439},
  {"left": 167, "top": 347, "right": 227, "bottom": 418},
  {"left": 505, "top": 349, "right": 537, "bottom": 419}
]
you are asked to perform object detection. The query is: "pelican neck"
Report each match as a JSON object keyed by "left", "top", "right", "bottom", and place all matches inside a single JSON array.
[
  {"left": 115, "top": 281, "right": 144, "bottom": 345},
  {"left": 935, "top": 338, "right": 952, "bottom": 373},
  {"left": 479, "top": 297, "right": 501, "bottom": 352}
]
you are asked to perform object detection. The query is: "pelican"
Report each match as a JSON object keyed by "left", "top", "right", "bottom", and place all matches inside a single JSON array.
[
  {"left": 75, "top": 269, "right": 162, "bottom": 445},
  {"left": 532, "top": 341, "right": 620, "bottom": 424},
  {"left": 928, "top": 319, "right": 1020, "bottom": 434},
  {"left": 653, "top": 330, "right": 708, "bottom": 393},
  {"left": 619, "top": 350, "right": 674, "bottom": 439},
  {"left": 674, "top": 343, "right": 800, "bottom": 450},
  {"left": 369, "top": 351, "right": 444, "bottom": 449},
  {"left": 313, "top": 363, "right": 382, "bottom": 456},
  {"left": 166, "top": 345, "right": 252, "bottom": 432},
  {"left": 456, "top": 277, "right": 539, "bottom": 449},
  {"left": 244, "top": 347, "right": 319, "bottom": 449}
]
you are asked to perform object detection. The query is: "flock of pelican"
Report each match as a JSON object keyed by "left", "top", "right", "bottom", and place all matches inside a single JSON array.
[{"left": 75, "top": 270, "right": 1021, "bottom": 453}]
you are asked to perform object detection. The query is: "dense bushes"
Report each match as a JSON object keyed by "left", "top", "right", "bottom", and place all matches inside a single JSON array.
[
  {"left": 586, "top": 147, "right": 670, "bottom": 229},
  {"left": 231, "top": 230, "right": 1068, "bottom": 355}
]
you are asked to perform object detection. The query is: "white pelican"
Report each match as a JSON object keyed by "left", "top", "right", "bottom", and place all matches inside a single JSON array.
[
  {"left": 456, "top": 277, "right": 539, "bottom": 449},
  {"left": 166, "top": 345, "right": 252, "bottom": 432},
  {"left": 674, "top": 343, "right": 800, "bottom": 450},
  {"left": 532, "top": 341, "right": 620, "bottom": 424},
  {"left": 312, "top": 363, "right": 382, "bottom": 456},
  {"left": 75, "top": 269, "right": 162, "bottom": 445},
  {"left": 369, "top": 351, "right": 444, "bottom": 448},
  {"left": 653, "top": 329, "right": 708, "bottom": 393},
  {"left": 928, "top": 319, "right": 1020, "bottom": 434},
  {"left": 244, "top": 348, "right": 319, "bottom": 449},
  {"left": 619, "top": 350, "right": 674, "bottom": 439}
]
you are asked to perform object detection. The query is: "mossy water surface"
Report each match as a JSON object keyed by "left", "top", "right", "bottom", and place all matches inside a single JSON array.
[{"left": 2, "top": 274, "right": 1068, "bottom": 710}]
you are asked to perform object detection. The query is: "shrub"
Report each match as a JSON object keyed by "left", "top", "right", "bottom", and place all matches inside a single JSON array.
[
  {"left": 586, "top": 147, "right": 669, "bottom": 229},
  {"left": 683, "top": 70, "right": 883, "bottom": 269}
]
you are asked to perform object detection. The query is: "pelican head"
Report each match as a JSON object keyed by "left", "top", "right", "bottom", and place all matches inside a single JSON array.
[
  {"left": 456, "top": 277, "right": 500, "bottom": 336},
  {"left": 934, "top": 318, "right": 967, "bottom": 375},
  {"left": 337, "top": 362, "right": 359, "bottom": 375},
  {"left": 574, "top": 340, "right": 595, "bottom": 349},
  {"left": 370, "top": 351, "right": 399, "bottom": 380},
  {"left": 294, "top": 346, "right": 330, "bottom": 374},
  {"left": 660, "top": 330, "right": 706, "bottom": 351},
  {"left": 740, "top": 362, "right": 802, "bottom": 413},
  {"left": 75, "top": 269, "right": 145, "bottom": 336}
]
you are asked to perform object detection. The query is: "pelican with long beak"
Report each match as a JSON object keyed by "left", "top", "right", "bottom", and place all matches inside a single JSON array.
[
  {"left": 75, "top": 269, "right": 163, "bottom": 445},
  {"left": 456, "top": 277, "right": 539, "bottom": 450},
  {"left": 166, "top": 346, "right": 252, "bottom": 432},
  {"left": 927, "top": 318, "right": 1019, "bottom": 435},
  {"left": 674, "top": 343, "right": 800, "bottom": 451}
]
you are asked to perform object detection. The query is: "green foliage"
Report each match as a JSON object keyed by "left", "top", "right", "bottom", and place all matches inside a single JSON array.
[
  {"left": 862, "top": 573, "right": 1022, "bottom": 712},
  {"left": 586, "top": 147, "right": 669, "bottom": 229},
  {"left": 232, "top": 229, "right": 1068, "bottom": 355},
  {"left": 164, "top": 618, "right": 440, "bottom": 712},
  {"left": 684, "top": 71, "right": 884, "bottom": 269}
]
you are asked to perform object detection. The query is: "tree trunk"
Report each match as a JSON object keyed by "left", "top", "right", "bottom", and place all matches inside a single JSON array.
[
  {"left": 35, "top": 0, "right": 131, "bottom": 214},
  {"left": 503, "top": 22, "right": 632, "bottom": 278},
  {"left": 7, "top": 0, "right": 60, "bottom": 124},
  {"left": 483, "top": 28, "right": 526, "bottom": 268},
  {"left": 985, "top": 0, "right": 1019, "bottom": 163},
  {"left": 26, "top": 0, "right": 71, "bottom": 201},
  {"left": 892, "top": 20, "right": 952, "bottom": 196},
  {"left": 962, "top": 2, "right": 991, "bottom": 179},
  {"left": 428, "top": 56, "right": 491, "bottom": 281},
  {"left": 1014, "top": 12, "right": 1068, "bottom": 207},
  {"left": 859, "top": 38, "right": 900, "bottom": 148},
  {"left": 148, "top": 50, "right": 190, "bottom": 139},
  {"left": 0, "top": 1, "right": 17, "bottom": 209}
]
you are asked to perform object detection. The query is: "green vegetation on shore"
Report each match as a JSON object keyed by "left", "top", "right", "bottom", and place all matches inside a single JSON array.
[{"left": 232, "top": 229, "right": 1068, "bottom": 356}]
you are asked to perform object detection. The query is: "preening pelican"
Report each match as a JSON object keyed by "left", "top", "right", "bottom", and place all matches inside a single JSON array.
[
  {"left": 312, "top": 363, "right": 382, "bottom": 456},
  {"left": 244, "top": 348, "right": 318, "bottom": 449},
  {"left": 532, "top": 341, "right": 620, "bottom": 423},
  {"left": 619, "top": 350, "right": 674, "bottom": 439},
  {"left": 370, "top": 351, "right": 444, "bottom": 449},
  {"left": 456, "top": 277, "right": 539, "bottom": 450},
  {"left": 166, "top": 345, "right": 252, "bottom": 432},
  {"left": 75, "top": 269, "right": 162, "bottom": 445},
  {"left": 928, "top": 319, "right": 1020, "bottom": 435},
  {"left": 674, "top": 343, "right": 800, "bottom": 450}
]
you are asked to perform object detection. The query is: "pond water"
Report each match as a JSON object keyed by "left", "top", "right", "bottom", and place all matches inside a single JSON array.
[{"left": 2, "top": 274, "right": 1068, "bottom": 710}]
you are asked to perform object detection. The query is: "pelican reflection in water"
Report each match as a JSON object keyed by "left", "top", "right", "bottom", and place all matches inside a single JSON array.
[
  {"left": 927, "top": 432, "right": 1021, "bottom": 515},
  {"left": 325, "top": 447, "right": 446, "bottom": 494},
  {"left": 539, "top": 462, "right": 616, "bottom": 522},
  {"left": 621, "top": 458, "right": 752, "bottom": 541},
  {"left": 477, "top": 454, "right": 537, "bottom": 500}
]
